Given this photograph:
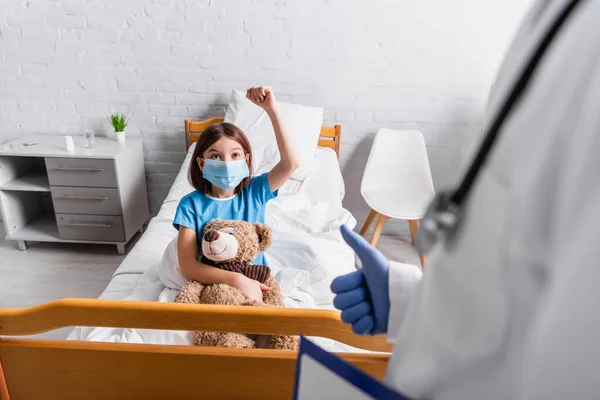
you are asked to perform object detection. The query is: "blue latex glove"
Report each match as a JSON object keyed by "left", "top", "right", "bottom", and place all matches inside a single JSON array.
[{"left": 331, "top": 224, "right": 390, "bottom": 335}]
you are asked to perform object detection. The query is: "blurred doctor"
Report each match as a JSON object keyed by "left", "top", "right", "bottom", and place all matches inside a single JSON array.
[{"left": 332, "top": 0, "right": 600, "bottom": 398}]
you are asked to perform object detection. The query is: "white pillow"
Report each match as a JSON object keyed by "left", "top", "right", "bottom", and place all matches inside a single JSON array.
[{"left": 224, "top": 89, "right": 323, "bottom": 181}]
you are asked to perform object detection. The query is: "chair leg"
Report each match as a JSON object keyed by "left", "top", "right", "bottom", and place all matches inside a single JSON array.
[
  {"left": 0, "top": 360, "right": 8, "bottom": 400},
  {"left": 409, "top": 220, "right": 426, "bottom": 268},
  {"left": 370, "top": 214, "right": 389, "bottom": 247},
  {"left": 360, "top": 209, "right": 378, "bottom": 237},
  {"left": 408, "top": 220, "right": 419, "bottom": 245},
  {"left": 419, "top": 252, "right": 426, "bottom": 268}
]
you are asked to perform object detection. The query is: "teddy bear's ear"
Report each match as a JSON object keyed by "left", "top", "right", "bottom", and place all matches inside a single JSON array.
[{"left": 254, "top": 223, "right": 272, "bottom": 252}]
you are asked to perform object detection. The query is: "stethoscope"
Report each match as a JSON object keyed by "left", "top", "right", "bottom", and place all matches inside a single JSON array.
[{"left": 417, "top": 0, "right": 584, "bottom": 254}]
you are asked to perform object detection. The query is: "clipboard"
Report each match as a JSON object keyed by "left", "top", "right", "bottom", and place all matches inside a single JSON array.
[{"left": 293, "top": 336, "right": 410, "bottom": 400}]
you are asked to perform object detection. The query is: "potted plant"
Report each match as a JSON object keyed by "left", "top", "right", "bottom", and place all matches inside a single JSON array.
[{"left": 108, "top": 112, "right": 130, "bottom": 144}]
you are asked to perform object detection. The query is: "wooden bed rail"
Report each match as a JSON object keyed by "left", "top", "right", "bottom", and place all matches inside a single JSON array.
[
  {"left": 0, "top": 338, "right": 390, "bottom": 400},
  {"left": 0, "top": 299, "right": 393, "bottom": 400},
  {"left": 0, "top": 298, "right": 393, "bottom": 352},
  {"left": 185, "top": 118, "right": 342, "bottom": 159}
]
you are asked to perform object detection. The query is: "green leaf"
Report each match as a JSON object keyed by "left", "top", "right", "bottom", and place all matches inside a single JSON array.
[{"left": 108, "top": 112, "right": 129, "bottom": 132}]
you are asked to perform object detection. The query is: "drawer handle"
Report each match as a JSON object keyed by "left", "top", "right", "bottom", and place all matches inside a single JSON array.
[
  {"left": 53, "top": 167, "right": 105, "bottom": 172},
  {"left": 57, "top": 196, "right": 109, "bottom": 201},
  {"left": 62, "top": 223, "right": 112, "bottom": 228}
]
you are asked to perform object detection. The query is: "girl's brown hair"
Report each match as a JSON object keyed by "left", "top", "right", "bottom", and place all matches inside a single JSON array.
[{"left": 189, "top": 122, "right": 253, "bottom": 195}]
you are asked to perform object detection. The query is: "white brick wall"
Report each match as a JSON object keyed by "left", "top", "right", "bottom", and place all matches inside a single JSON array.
[{"left": 0, "top": 0, "right": 531, "bottom": 233}]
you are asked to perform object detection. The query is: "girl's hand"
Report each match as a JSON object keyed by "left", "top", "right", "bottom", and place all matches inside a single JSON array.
[
  {"left": 246, "top": 86, "right": 277, "bottom": 112},
  {"left": 233, "top": 273, "right": 271, "bottom": 303}
]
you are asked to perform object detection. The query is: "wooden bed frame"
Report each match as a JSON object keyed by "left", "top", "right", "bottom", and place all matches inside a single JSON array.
[
  {"left": 0, "top": 301, "right": 391, "bottom": 399},
  {"left": 0, "top": 119, "right": 389, "bottom": 400},
  {"left": 185, "top": 117, "right": 342, "bottom": 157}
]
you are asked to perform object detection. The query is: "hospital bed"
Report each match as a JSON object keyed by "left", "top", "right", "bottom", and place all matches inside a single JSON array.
[{"left": 0, "top": 118, "right": 392, "bottom": 400}]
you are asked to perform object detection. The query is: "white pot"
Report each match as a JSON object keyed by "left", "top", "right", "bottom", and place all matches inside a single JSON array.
[{"left": 116, "top": 131, "right": 126, "bottom": 144}]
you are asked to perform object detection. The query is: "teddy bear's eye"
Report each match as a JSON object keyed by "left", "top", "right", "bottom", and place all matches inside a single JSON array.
[{"left": 220, "top": 227, "right": 236, "bottom": 235}]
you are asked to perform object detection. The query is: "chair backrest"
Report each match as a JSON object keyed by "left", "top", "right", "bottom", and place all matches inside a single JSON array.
[{"left": 361, "top": 129, "right": 434, "bottom": 196}]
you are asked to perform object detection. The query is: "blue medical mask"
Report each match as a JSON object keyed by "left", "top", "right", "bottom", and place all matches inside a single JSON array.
[{"left": 201, "top": 158, "right": 250, "bottom": 190}]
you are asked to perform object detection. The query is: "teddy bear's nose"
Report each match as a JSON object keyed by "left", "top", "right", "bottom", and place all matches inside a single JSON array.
[{"left": 204, "top": 230, "right": 220, "bottom": 242}]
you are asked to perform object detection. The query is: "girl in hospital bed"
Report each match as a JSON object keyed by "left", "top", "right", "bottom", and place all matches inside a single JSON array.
[{"left": 173, "top": 86, "right": 300, "bottom": 304}]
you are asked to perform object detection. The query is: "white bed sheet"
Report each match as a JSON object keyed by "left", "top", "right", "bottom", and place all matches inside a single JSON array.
[
  {"left": 98, "top": 273, "right": 141, "bottom": 300},
  {"left": 109, "top": 145, "right": 347, "bottom": 279},
  {"left": 69, "top": 146, "right": 364, "bottom": 352}
]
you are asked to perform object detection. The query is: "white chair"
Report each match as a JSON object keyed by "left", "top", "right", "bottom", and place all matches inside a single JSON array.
[{"left": 359, "top": 128, "right": 435, "bottom": 267}]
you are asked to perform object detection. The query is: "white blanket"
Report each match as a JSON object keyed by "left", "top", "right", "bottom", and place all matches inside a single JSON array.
[{"left": 69, "top": 193, "right": 365, "bottom": 352}]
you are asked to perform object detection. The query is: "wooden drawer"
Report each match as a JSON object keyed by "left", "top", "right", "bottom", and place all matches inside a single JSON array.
[
  {"left": 56, "top": 214, "right": 125, "bottom": 242},
  {"left": 45, "top": 158, "right": 117, "bottom": 188},
  {"left": 51, "top": 186, "right": 122, "bottom": 216}
]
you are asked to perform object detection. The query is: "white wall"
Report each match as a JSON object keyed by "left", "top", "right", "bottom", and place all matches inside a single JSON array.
[{"left": 0, "top": 0, "right": 531, "bottom": 232}]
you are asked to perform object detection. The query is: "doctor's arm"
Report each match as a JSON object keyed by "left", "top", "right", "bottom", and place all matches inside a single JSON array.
[
  {"left": 516, "top": 193, "right": 600, "bottom": 399},
  {"left": 386, "top": 261, "right": 424, "bottom": 342},
  {"left": 517, "top": 67, "right": 600, "bottom": 399},
  {"left": 245, "top": 86, "right": 300, "bottom": 191}
]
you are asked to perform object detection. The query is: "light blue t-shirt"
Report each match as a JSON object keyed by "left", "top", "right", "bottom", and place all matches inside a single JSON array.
[{"left": 173, "top": 173, "right": 277, "bottom": 265}]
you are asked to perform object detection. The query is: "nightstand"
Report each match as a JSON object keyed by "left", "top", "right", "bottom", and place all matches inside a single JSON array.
[{"left": 0, "top": 135, "right": 149, "bottom": 255}]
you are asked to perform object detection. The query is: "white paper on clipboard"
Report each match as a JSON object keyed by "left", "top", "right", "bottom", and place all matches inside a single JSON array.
[{"left": 293, "top": 336, "right": 411, "bottom": 400}]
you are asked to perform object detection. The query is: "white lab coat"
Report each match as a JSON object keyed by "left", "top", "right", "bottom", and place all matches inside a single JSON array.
[{"left": 384, "top": 0, "right": 600, "bottom": 398}]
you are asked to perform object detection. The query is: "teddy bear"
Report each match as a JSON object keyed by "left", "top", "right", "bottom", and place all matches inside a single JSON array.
[{"left": 174, "top": 219, "right": 299, "bottom": 351}]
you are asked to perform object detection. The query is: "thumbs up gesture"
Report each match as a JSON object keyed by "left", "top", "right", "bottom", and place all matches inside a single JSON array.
[{"left": 331, "top": 225, "right": 391, "bottom": 335}]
